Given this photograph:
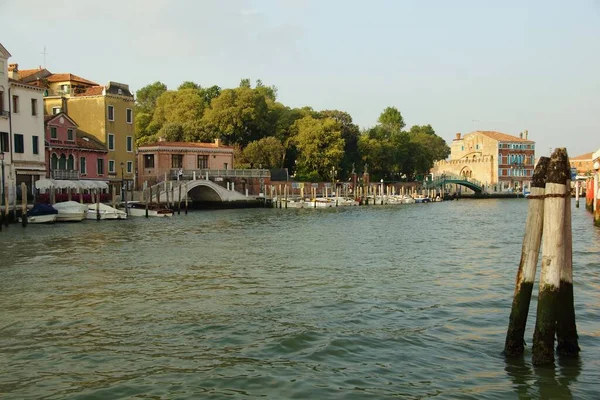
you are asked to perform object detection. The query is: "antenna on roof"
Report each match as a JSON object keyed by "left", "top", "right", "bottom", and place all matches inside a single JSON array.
[{"left": 41, "top": 45, "right": 49, "bottom": 69}]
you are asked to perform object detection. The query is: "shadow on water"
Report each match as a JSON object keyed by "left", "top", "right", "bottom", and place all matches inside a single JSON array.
[{"left": 504, "top": 355, "right": 581, "bottom": 399}]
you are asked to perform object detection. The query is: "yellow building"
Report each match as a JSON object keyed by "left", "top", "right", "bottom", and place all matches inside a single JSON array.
[
  {"left": 16, "top": 68, "right": 136, "bottom": 189},
  {"left": 432, "top": 130, "right": 536, "bottom": 192}
]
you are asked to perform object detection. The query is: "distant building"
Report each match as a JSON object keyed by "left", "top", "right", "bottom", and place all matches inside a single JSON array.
[
  {"left": 137, "top": 139, "right": 234, "bottom": 187},
  {"left": 10, "top": 65, "right": 135, "bottom": 191},
  {"left": 569, "top": 152, "right": 595, "bottom": 177},
  {"left": 44, "top": 112, "right": 107, "bottom": 181},
  {"left": 432, "top": 130, "right": 536, "bottom": 192}
]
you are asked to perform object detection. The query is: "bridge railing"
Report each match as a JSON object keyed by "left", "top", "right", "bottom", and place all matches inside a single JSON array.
[
  {"left": 170, "top": 168, "right": 270, "bottom": 180},
  {"left": 425, "top": 173, "right": 483, "bottom": 190}
]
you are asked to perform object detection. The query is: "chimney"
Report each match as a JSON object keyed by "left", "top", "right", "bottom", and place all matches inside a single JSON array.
[
  {"left": 519, "top": 132, "right": 523, "bottom": 139},
  {"left": 524, "top": 130, "right": 528, "bottom": 140},
  {"left": 214, "top": 138, "right": 221, "bottom": 147},
  {"left": 8, "top": 63, "right": 19, "bottom": 80},
  {"left": 455, "top": 133, "right": 462, "bottom": 140}
]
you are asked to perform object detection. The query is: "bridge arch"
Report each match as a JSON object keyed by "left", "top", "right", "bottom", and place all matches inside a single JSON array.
[{"left": 187, "top": 184, "right": 223, "bottom": 202}]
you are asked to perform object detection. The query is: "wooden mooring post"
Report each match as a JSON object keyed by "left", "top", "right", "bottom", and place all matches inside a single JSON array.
[
  {"left": 184, "top": 183, "right": 189, "bottom": 215},
  {"left": 532, "top": 148, "right": 577, "bottom": 365},
  {"left": 95, "top": 189, "right": 101, "bottom": 221},
  {"left": 504, "top": 157, "right": 549, "bottom": 356},
  {"left": 178, "top": 183, "right": 182, "bottom": 215},
  {"left": 145, "top": 189, "right": 149, "bottom": 218},
  {"left": 20, "top": 182, "right": 28, "bottom": 227}
]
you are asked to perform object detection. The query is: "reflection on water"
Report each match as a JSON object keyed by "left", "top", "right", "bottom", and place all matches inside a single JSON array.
[{"left": 0, "top": 200, "right": 599, "bottom": 399}]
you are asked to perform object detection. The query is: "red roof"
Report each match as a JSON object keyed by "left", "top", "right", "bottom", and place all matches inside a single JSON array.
[
  {"left": 74, "top": 86, "right": 105, "bottom": 96},
  {"left": 140, "top": 141, "right": 233, "bottom": 149},
  {"left": 47, "top": 73, "right": 98, "bottom": 86},
  {"left": 471, "top": 131, "right": 534, "bottom": 144},
  {"left": 76, "top": 135, "right": 106, "bottom": 151},
  {"left": 18, "top": 68, "right": 43, "bottom": 79},
  {"left": 570, "top": 152, "right": 594, "bottom": 161}
]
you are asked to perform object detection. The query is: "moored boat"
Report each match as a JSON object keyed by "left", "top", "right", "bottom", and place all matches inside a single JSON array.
[
  {"left": 86, "top": 203, "right": 127, "bottom": 220},
  {"left": 27, "top": 203, "right": 58, "bottom": 224},
  {"left": 53, "top": 201, "right": 88, "bottom": 222},
  {"left": 127, "top": 202, "right": 174, "bottom": 217}
]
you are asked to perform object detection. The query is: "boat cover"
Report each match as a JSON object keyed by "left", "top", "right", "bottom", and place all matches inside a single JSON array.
[{"left": 28, "top": 203, "right": 58, "bottom": 216}]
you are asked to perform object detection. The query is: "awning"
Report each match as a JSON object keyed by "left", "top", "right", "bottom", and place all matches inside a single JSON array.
[{"left": 35, "top": 179, "right": 109, "bottom": 190}]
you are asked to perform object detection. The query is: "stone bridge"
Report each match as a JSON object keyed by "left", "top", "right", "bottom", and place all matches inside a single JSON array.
[{"left": 151, "top": 179, "right": 259, "bottom": 203}]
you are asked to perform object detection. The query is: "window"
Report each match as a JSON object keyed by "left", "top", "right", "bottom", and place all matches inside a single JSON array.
[
  {"left": 108, "top": 133, "right": 115, "bottom": 150},
  {"left": 80, "top": 157, "right": 86, "bottom": 174},
  {"left": 127, "top": 161, "right": 133, "bottom": 173},
  {"left": 126, "top": 108, "right": 132, "bottom": 124},
  {"left": 32, "top": 136, "right": 39, "bottom": 155},
  {"left": 108, "top": 160, "right": 115, "bottom": 173},
  {"left": 171, "top": 154, "right": 183, "bottom": 168},
  {"left": 0, "top": 90, "right": 4, "bottom": 112},
  {"left": 144, "top": 154, "right": 155, "bottom": 168},
  {"left": 126, "top": 136, "right": 133, "bottom": 152},
  {"left": 476, "top": 144, "right": 480, "bottom": 150},
  {"left": 461, "top": 146, "right": 464, "bottom": 151},
  {"left": 67, "top": 155, "right": 74, "bottom": 170},
  {"left": 31, "top": 99, "right": 38, "bottom": 116},
  {"left": 0, "top": 132, "right": 8, "bottom": 152},
  {"left": 14, "top": 133, "right": 24, "bottom": 153},
  {"left": 224, "top": 163, "right": 228, "bottom": 170},
  {"left": 50, "top": 127, "right": 57, "bottom": 139},
  {"left": 197, "top": 155, "right": 209, "bottom": 169},
  {"left": 97, "top": 158, "right": 104, "bottom": 175},
  {"left": 107, "top": 105, "right": 114, "bottom": 121},
  {"left": 67, "top": 129, "right": 74, "bottom": 141},
  {"left": 12, "top": 95, "right": 19, "bottom": 113},
  {"left": 52, "top": 107, "right": 61, "bottom": 115},
  {"left": 59, "top": 154, "right": 66, "bottom": 170},
  {"left": 51, "top": 153, "right": 58, "bottom": 170}
]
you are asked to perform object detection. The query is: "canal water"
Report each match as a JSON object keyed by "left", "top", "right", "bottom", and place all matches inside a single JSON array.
[{"left": 0, "top": 200, "right": 599, "bottom": 399}]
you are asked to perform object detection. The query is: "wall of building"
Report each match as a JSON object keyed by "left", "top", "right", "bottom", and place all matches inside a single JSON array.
[
  {"left": 79, "top": 149, "right": 107, "bottom": 180},
  {"left": 104, "top": 95, "right": 135, "bottom": 183}
]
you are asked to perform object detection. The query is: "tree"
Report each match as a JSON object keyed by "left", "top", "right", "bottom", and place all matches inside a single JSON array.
[
  {"left": 239, "top": 78, "right": 251, "bottom": 88},
  {"left": 243, "top": 137, "right": 285, "bottom": 169},
  {"left": 203, "top": 85, "right": 221, "bottom": 104},
  {"left": 292, "top": 116, "right": 345, "bottom": 181},
  {"left": 157, "top": 122, "right": 185, "bottom": 142},
  {"left": 377, "top": 106, "right": 405, "bottom": 132},
  {"left": 150, "top": 88, "right": 205, "bottom": 132},
  {"left": 202, "top": 87, "right": 269, "bottom": 146},
  {"left": 318, "top": 110, "right": 360, "bottom": 179},
  {"left": 136, "top": 81, "right": 167, "bottom": 114},
  {"left": 178, "top": 81, "right": 200, "bottom": 90}
]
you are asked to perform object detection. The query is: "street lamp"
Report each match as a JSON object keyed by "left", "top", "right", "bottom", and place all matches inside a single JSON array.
[{"left": 0, "top": 152, "right": 5, "bottom": 207}]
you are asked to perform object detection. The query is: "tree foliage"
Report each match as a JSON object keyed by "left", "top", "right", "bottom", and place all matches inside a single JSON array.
[{"left": 242, "top": 137, "right": 285, "bottom": 169}]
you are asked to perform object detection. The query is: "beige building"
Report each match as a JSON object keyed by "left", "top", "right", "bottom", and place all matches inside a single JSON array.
[
  {"left": 432, "top": 130, "right": 536, "bottom": 192},
  {"left": 137, "top": 139, "right": 234, "bottom": 187},
  {"left": 569, "top": 152, "right": 595, "bottom": 177}
]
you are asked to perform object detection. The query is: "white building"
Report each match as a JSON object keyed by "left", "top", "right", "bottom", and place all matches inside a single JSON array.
[
  {"left": 0, "top": 43, "right": 46, "bottom": 204},
  {"left": 0, "top": 43, "right": 11, "bottom": 205}
]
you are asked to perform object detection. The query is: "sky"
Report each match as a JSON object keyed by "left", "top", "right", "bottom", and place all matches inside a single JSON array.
[{"left": 2, "top": 0, "right": 599, "bottom": 157}]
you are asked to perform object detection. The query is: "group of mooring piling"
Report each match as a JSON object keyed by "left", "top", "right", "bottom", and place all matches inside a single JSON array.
[
  {"left": 504, "top": 148, "right": 580, "bottom": 366},
  {"left": 0, "top": 182, "right": 30, "bottom": 230}
]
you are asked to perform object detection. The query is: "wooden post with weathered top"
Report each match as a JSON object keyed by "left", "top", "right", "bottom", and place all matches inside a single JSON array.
[
  {"left": 532, "top": 148, "right": 569, "bottom": 365},
  {"left": 504, "top": 157, "right": 549, "bottom": 356},
  {"left": 556, "top": 162, "right": 580, "bottom": 357},
  {"left": 21, "top": 182, "right": 28, "bottom": 227}
]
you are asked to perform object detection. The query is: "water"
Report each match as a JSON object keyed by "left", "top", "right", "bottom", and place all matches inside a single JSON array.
[{"left": 0, "top": 200, "right": 599, "bottom": 399}]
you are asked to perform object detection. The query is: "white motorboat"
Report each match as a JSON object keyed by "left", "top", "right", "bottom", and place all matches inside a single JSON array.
[
  {"left": 86, "top": 203, "right": 127, "bottom": 220},
  {"left": 53, "top": 201, "right": 88, "bottom": 222},
  {"left": 401, "top": 196, "right": 416, "bottom": 204},
  {"left": 126, "top": 202, "right": 173, "bottom": 217},
  {"left": 27, "top": 203, "right": 58, "bottom": 224}
]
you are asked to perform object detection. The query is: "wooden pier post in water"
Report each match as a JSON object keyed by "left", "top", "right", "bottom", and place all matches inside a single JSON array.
[
  {"left": 532, "top": 148, "right": 569, "bottom": 365},
  {"left": 21, "top": 182, "right": 27, "bottom": 227},
  {"left": 145, "top": 189, "right": 149, "bottom": 218},
  {"left": 556, "top": 162, "right": 580, "bottom": 357},
  {"left": 178, "top": 183, "right": 182, "bottom": 215},
  {"left": 504, "top": 157, "right": 549, "bottom": 357},
  {"left": 95, "top": 189, "right": 101, "bottom": 221},
  {"left": 112, "top": 186, "right": 116, "bottom": 209},
  {"left": 184, "top": 183, "right": 188, "bottom": 215}
]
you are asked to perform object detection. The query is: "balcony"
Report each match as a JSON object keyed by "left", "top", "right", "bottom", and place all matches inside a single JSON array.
[
  {"left": 51, "top": 169, "right": 80, "bottom": 180},
  {"left": 0, "top": 110, "right": 8, "bottom": 119}
]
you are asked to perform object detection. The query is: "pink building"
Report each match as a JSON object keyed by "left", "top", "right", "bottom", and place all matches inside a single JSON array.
[
  {"left": 45, "top": 112, "right": 108, "bottom": 181},
  {"left": 137, "top": 139, "right": 235, "bottom": 186}
]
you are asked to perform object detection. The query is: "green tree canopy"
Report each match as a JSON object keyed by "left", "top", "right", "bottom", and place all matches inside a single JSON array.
[
  {"left": 292, "top": 116, "right": 345, "bottom": 181},
  {"left": 377, "top": 106, "right": 405, "bottom": 132},
  {"left": 135, "top": 81, "right": 167, "bottom": 114},
  {"left": 178, "top": 81, "right": 201, "bottom": 90},
  {"left": 242, "top": 137, "right": 285, "bottom": 169}
]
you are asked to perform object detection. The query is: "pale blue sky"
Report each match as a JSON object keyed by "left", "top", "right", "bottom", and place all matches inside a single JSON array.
[{"left": 2, "top": 0, "right": 599, "bottom": 156}]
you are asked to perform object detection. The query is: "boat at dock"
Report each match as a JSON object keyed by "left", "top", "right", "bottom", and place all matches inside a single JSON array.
[
  {"left": 27, "top": 203, "right": 58, "bottom": 224},
  {"left": 126, "top": 202, "right": 174, "bottom": 217},
  {"left": 53, "top": 201, "right": 88, "bottom": 222},
  {"left": 86, "top": 203, "right": 127, "bottom": 220}
]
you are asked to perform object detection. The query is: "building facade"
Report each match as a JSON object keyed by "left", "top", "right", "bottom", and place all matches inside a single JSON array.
[
  {"left": 44, "top": 112, "right": 107, "bottom": 181},
  {"left": 13, "top": 66, "right": 135, "bottom": 191},
  {"left": 137, "top": 139, "right": 234, "bottom": 187},
  {"left": 0, "top": 44, "right": 10, "bottom": 204},
  {"left": 569, "top": 152, "right": 595, "bottom": 177},
  {"left": 432, "top": 130, "right": 536, "bottom": 192}
]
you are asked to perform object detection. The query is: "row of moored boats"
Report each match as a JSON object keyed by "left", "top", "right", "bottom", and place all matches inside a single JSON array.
[
  {"left": 25, "top": 201, "right": 174, "bottom": 223},
  {"left": 274, "top": 195, "right": 437, "bottom": 208}
]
